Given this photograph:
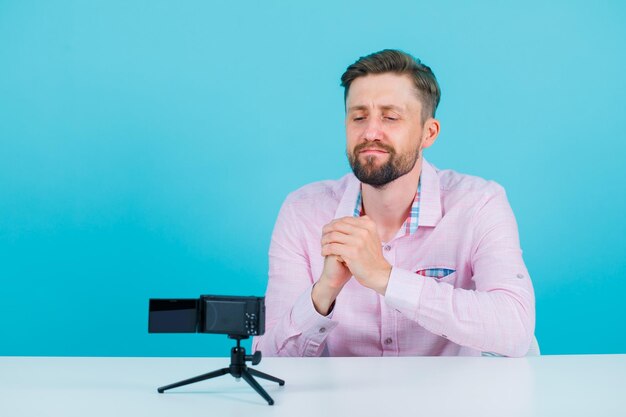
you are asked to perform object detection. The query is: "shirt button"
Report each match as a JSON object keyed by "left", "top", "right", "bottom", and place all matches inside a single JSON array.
[
  {"left": 384, "top": 337, "right": 393, "bottom": 345},
  {"left": 383, "top": 245, "right": 391, "bottom": 252},
  {"left": 319, "top": 327, "right": 326, "bottom": 333}
]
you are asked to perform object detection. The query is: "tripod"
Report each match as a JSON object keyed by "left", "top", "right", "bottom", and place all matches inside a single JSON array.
[{"left": 157, "top": 336, "right": 285, "bottom": 405}]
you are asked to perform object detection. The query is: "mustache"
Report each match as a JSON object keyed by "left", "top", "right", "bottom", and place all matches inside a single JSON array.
[{"left": 353, "top": 142, "right": 395, "bottom": 154}]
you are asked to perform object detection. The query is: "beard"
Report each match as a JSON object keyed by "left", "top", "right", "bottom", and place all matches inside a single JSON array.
[{"left": 348, "top": 142, "right": 420, "bottom": 188}]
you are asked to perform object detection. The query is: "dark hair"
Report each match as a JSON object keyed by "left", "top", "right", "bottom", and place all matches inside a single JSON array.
[{"left": 340, "top": 49, "right": 441, "bottom": 122}]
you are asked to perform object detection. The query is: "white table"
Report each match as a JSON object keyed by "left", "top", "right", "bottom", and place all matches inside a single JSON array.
[{"left": 1, "top": 355, "right": 624, "bottom": 417}]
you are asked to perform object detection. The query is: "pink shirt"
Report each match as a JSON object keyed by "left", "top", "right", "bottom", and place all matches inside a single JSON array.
[{"left": 253, "top": 159, "right": 535, "bottom": 357}]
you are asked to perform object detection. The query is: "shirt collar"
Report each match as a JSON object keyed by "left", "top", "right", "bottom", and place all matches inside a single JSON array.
[
  {"left": 334, "top": 158, "right": 442, "bottom": 229},
  {"left": 353, "top": 178, "right": 421, "bottom": 236},
  {"left": 417, "top": 158, "right": 442, "bottom": 227}
]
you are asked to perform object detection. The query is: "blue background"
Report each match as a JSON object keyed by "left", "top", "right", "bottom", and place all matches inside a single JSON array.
[{"left": 1, "top": 1, "right": 625, "bottom": 357}]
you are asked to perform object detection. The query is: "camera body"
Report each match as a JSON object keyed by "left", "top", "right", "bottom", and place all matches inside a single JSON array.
[{"left": 149, "top": 295, "right": 265, "bottom": 337}]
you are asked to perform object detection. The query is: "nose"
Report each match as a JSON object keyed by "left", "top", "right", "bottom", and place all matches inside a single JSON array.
[{"left": 363, "top": 118, "right": 383, "bottom": 141}]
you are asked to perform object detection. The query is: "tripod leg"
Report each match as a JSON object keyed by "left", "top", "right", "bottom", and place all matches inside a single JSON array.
[
  {"left": 247, "top": 368, "right": 285, "bottom": 386},
  {"left": 158, "top": 368, "right": 229, "bottom": 393},
  {"left": 240, "top": 369, "right": 275, "bottom": 405}
]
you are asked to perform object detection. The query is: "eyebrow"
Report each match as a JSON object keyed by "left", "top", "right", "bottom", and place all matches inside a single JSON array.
[{"left": 347, "top": 104, "right": 405, "bottom": 113}]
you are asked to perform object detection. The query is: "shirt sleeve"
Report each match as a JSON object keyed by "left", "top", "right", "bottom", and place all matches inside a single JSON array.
[
  {"left": 252, "top": 195, "right": 339, "bottom": 356},
  {"left": 384, "top": 183, "right": 536, "bottom": 357}
]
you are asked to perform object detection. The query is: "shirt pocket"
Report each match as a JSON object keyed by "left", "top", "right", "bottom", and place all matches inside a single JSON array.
[{"left": 415, "top": 266, "right": 457, "bottom": 283}]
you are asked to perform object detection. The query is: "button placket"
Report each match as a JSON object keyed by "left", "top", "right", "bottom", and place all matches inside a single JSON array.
[
  {"left": 382, "top": 242, "right": 396, "bottom": 265},
  {"left": 380, "top": 240, "right": 398, "bottom": 355}
]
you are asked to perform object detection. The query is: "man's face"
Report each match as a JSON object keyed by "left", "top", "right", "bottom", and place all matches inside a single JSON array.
[{"left": 345, "top": 73, "right": 426, "bottom": 188}]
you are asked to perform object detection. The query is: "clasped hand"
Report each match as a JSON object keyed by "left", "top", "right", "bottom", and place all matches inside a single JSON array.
[{"left": 320, "top": 216, "right": 392, "bottom": 295}]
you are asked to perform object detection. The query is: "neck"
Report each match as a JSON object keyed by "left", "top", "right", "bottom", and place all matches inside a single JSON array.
[{"left": 361, "top": 157, "right": 423, "bottom": 243}]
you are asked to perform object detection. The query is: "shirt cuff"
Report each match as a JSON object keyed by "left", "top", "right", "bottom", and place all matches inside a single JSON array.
[
  {"left": 290, "top": 285, "right": 339, "bottom": 354},
  {"left": 384, "top": 267, "right": 425, "bottom": 321}
]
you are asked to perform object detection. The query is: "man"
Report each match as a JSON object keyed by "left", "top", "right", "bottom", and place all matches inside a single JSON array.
[{"left": 253, "top": 49, "right": 535, "bottom": 357}]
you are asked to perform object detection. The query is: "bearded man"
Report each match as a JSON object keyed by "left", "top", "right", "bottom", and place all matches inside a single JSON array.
[{"left": 253, "top": 49, "right": 536, "bottom": 357}]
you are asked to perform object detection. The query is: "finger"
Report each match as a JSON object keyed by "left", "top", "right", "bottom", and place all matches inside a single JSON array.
[
  {"left": 327, "top": 254, "right": 346, "bottom": 264},
  {"left": 324, "top": 219, "right": 369, "bottom": 238},
  {"left": 352, "top": 216, "right": 379, "bottom": 237},
  {"left": 322, "top": 216, "right": 370, "bottom": 232},
  {"left": 321, "top": 242, "right": 353, "bottom": 259},
  {"left": 322, "top": 217, "right": 351, "bottom": 234},
  {"left": 358, "top": 215, "right": 378, "bottom": 232},
  {"left": 321, "top": 230, "right": 359, "bottom": 246},
  {"left": 334, "top": 216, "right": 377, "bottom": 235}
]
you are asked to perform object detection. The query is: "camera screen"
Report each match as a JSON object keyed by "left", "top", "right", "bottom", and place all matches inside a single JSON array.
[
  {"left": 202, "top": 299, "right": 247, "bottom": 334},
  {"left": 149, "top": 299, "right": 198, "bottom": 333}
]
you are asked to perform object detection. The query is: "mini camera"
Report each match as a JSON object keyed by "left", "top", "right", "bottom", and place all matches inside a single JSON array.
[{"left": 148, "top": 295, "right": 265, "bottom": 337}]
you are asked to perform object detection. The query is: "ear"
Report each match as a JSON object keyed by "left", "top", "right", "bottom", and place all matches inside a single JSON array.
[{"left": 420, "top": 118, "right": 440, "bottom": 150}]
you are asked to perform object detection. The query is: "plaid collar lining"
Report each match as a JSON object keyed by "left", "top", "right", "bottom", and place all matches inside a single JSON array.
[{"left": 353, "top": 177, "right": 422, "bottom": 236}]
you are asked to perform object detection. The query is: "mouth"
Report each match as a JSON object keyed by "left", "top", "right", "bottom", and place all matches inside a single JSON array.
[{"left": 359, "top": 148, "right": 389, "bottom": 155}]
